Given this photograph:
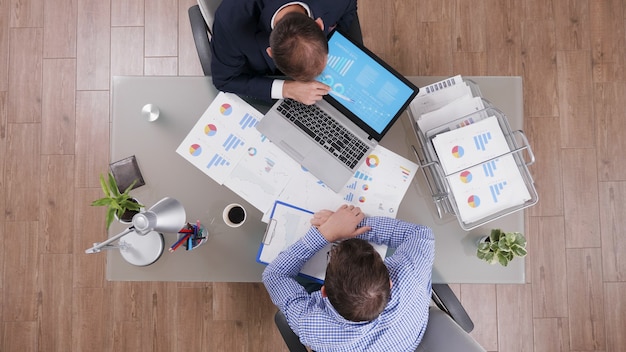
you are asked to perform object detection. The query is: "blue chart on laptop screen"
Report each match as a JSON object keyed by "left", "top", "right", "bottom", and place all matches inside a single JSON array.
[{"left": 316, "top": 32, "right": 415, "bottom": 134}]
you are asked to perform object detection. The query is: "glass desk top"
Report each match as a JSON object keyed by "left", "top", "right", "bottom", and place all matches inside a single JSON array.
[{"left": 107, "top": 76, "right": 526, "bottom": 284}]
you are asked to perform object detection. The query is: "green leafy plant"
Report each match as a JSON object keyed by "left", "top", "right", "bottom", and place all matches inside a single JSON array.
[
  {"left": 91, "top": 173, "right": 143, "bottom": 229},
  {"left": 476, "top": 229, "right": 527, "bottom": 266}
]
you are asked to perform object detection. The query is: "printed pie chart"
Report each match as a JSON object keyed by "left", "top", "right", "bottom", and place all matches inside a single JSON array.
[
  {"left": 452, "top": 145, "right": 464, "bottom": 158},
  {"left": 189, "top": 144, "right": 202, "bottom": 156},
  {"left": 220, "top": 103, "right": 232, "bottom": 115},
  {"left": 204, "top": 124, "right": 217, "bottom": 136},
  {"left": 467, "top": 195, "right": 480, "bottom": 208},
  {"left": 460, "top": 170, "right": 472, "bottom": 183}
]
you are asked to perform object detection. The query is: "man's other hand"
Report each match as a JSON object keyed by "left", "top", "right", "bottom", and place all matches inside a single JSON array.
[
  {"left": 283, "top": 80, "right": 330, "bottom": 105},
  {"left": 311, "top": 205, "right": 370, "bottom": 242}
]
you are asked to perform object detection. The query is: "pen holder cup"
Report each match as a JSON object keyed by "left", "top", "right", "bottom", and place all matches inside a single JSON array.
[{"left": 170, "top": 223, "right": 209, "bottom": 252}]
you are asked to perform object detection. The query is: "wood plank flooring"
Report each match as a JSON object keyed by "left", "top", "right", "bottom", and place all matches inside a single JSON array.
[{"left": 1, "top": 0, "right": 625, "bottom": 351}]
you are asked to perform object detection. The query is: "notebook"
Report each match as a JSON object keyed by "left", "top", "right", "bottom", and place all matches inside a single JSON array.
[{"left": 255, "top": 29, "right": 419, "bottom": 192}]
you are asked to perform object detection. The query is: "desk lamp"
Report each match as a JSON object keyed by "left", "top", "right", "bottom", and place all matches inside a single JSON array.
[{"left": 85, "top": 197, "right": 186, "bottom": 266}]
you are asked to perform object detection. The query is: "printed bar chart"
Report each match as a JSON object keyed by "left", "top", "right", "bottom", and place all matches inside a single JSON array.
[
  {"left": 482, "top": 159, "right": 499, "bottom": 177},
  {"left": 239, "top": 113, "right": 258, "bottom": 130},
  {"left": 473, "top": 132, "right": 493, "bottom": 151},
  {"left": 207, "top": 154, "right": 230, "bottom": 169},
  {"left": 223, "top": 134, "right": 244, "bottom": 151}
]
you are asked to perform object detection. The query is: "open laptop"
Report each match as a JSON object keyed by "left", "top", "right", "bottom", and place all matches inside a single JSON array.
[{"left": 256, "top": 29, "right": 419, "bottom": 192}]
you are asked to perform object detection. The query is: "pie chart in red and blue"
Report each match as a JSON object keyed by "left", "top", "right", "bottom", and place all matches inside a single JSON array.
[
  {"left": 220, "top": 103, "right": 232, "bottom": 116},
  {"left": 452, "top": 145, "right": 464, "bottom": 158},
  {"left": 204, "top": 123, "right": 217, "bottom": 136},
  {"left": 460, "top": 170, "right": 472, "bottom": 183},
  {"left": 366, "top": 154, "right": 380, "bottom": 168},
  {"left": 189, "top": 144, "right": 202, "bottom": 156},
  {"left": 467, "top": 195, "right": 480, "bottom": 208}
]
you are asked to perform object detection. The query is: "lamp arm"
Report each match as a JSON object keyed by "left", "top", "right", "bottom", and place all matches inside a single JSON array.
[{"left": 85, "top": 227, "right": 135, "bottom": 254}]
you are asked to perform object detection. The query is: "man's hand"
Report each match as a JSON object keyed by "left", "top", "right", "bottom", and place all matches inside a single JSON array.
[
  {"left": 283, "top": 80, "right": 330, "bottom": 105},
  {"left": 310, "top": 205, "right": 370, "bottom": 242}
]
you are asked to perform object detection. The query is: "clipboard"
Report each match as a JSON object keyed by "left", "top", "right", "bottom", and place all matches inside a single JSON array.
[{"left": 256, "top": 201, "right": 387, "bottom": 283}]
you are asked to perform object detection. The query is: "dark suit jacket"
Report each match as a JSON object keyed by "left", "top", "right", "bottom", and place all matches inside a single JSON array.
[{"left": 210, "top": 0, "right": 358, "bottom": 101}]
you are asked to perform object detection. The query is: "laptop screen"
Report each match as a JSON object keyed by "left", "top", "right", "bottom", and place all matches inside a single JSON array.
[{"left": 316, "top": 30, "right": 419, "bottom": 141}]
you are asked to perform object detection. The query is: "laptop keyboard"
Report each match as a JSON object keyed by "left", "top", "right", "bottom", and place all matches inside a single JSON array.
[{"left": 276, "top": 99, "right": 369, "bottom": 169}]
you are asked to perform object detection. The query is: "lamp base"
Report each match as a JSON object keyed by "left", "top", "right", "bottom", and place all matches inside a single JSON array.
[{"left": 119, "top": 230, "right": 164, "bottom": 266}]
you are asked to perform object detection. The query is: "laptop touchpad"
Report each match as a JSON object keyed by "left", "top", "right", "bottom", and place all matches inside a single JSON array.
[{"left": 279, "top": 140, "right": 307, "bottom": 162}]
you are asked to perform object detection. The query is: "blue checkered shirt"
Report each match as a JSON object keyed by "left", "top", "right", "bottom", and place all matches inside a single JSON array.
[{"left": 262, "top": 217, "right": 435, "bottom": 351}]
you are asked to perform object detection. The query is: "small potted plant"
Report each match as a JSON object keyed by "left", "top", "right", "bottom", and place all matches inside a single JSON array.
[
  {"left": 476, "top": 229, "right": 527, "bottom": 266},
  {"left": 91, "top": 172, "right": 143, "bottom": 229}
]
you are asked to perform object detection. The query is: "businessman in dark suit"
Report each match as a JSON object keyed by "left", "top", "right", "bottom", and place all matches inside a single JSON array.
[{"left": 210, "top": 0, "right": 361, "bottom": 105}]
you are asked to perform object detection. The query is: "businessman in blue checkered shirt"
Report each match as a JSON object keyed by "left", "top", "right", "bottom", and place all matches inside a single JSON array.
[{"left": 262, "top": 204, "right": 435, "bottom": 351}]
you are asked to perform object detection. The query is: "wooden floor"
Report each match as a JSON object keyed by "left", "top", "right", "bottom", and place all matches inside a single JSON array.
[{"left": 1, "top": 0, "right": 626, "bottom": 351}]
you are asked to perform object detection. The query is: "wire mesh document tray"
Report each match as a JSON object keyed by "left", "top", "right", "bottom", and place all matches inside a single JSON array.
[{"left": 409, "top": 105, "right": 538, "bottom": 230}]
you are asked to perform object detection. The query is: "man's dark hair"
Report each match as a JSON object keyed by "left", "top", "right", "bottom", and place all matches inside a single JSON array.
[
  {"left": 269, "top": 12, "right": 328, "bottom": 81},
  {"left": 324, "top": 238, "right": 391, "bottom": 322}
]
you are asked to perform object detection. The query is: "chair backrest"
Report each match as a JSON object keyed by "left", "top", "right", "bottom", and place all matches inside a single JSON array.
[
  {"left": 188, "top": 0, "right": 222, "bottom": 76},
  {"left": 196, "top": 0, "right": 222, "bottom": 41},
  {"left": 414, "top": 308, "right": 485, "bottom": 352}
]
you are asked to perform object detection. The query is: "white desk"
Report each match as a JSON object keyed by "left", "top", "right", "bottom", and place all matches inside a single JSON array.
[{"left": 107, "top": 76, "right": 525, "bottom": 283}]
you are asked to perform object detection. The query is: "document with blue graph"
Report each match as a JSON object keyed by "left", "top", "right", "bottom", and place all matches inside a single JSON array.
[
  {"left": 176, "top": 92, "right": 298, "bottom": 213},
  {"left": 432, "top": 116, "right": 531, "bottom": 222},
  {"left": 176, "top": 92, "right": 264, "bottom": 184}
]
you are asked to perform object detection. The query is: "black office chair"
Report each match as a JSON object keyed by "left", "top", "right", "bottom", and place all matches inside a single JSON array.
[
  {"left": 188, "top": 0, "right": 222, "bottom": 75},
  {"left": 274, "top": 283, "right": 486, "bottom": 352}
]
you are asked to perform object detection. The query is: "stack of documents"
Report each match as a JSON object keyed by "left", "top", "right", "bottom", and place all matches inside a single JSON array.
[
  {"left": 431, "top": 116, "right": 531, "bottom": 223},
  {"left": 409, "top": 76, "right": 531, "bottom": 224},
  {"left": 409, "top": 75, "right": 486, "bottom": 133}
]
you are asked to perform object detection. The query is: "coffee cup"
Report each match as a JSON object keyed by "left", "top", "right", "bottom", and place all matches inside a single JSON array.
[{"left": 223, "top": 203, "right": 246, "bottom": 227}]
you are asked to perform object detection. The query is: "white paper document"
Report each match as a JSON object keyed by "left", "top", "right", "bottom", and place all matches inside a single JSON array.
[
  {"left": 432, "top": 115, "right": 510, "bottom": 175},
  {"left": 176, "top": 92, "right": 295, "bottom": 212},
  {"left": 431, "top": 114, "right": 531, "bottom": 224},
  {"left": 417, "top": 96, "right": 485, "bottom": 133},
  {"left": 445, "top": 155, "right": 531, "bottom": 223},
  {"left": 265, "top": 145, "right": 418, "bottom": 222},
  {"left": 409, "top": 75, "right": 472, "bottom": 121},
  {"left": 257, "top": 201, "right": 388, "bottom": 283}
]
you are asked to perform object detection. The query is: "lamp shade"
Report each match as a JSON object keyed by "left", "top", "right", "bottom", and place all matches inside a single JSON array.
[{"left": 132, "top": 197, "right": 186, "bottom": 235}]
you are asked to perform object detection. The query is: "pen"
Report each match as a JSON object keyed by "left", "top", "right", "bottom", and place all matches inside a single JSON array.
[
  {"left": 195, "top": 220, "right": 201, "bottom": 245},
  {"left": 330, "top": 90, "right": 355, "bottom": 103},
  {"left": 169, "top": 233, "right": 191, "bottom": 252}
]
